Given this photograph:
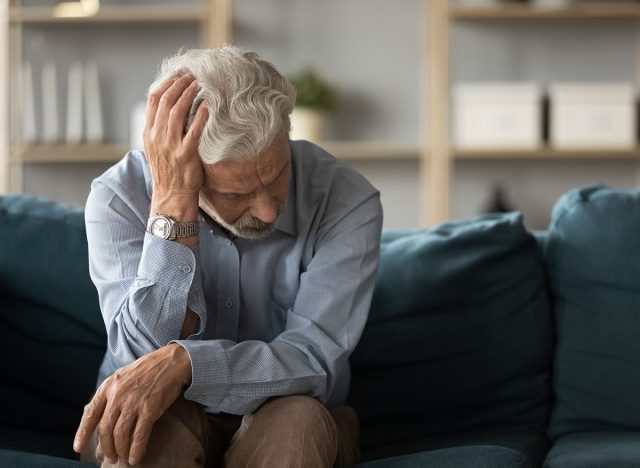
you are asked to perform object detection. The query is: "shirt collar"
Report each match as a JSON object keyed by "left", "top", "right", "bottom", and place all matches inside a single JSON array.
[{"left": 275, "top": 154, "right": 297, "bottom": 237}]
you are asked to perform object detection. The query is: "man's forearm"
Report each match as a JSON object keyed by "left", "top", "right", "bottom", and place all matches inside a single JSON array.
[{"left": 150, "top": 193, "right": 201, "bottom": 338}]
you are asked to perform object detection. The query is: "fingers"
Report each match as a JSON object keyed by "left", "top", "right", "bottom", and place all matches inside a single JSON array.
[
  {"left": 151, "top": 73, "right": 196, "bottom": 138},
  {"left": 97, "top": 404, "right": 121, "bottom": 464},
  {"left": 145, "top": 76, "right": 178, "bottom": 132},
  {"left": 128, "top": 415, "right": 154, "bottom": 466},
  {"left": 183, "top": 101, "right": 209, "bottom": 154},
  {"left": 167, "top": 79, "right": 202, "bottom": 141},
  {"left": 113, "top": 411, "right": 137, "bottom": 465},
  {"left": 73, "top": 392, "right": 108, "bottom": 454}
]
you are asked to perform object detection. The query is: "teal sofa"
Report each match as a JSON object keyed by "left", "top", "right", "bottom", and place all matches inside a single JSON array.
[{"left": 2, "top": 184, "right": 640, "bottom": 467}]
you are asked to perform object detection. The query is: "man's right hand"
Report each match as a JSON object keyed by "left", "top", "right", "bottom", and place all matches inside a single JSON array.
[{"left": 144, "top": 73, "right": 208, "bottom": 227}]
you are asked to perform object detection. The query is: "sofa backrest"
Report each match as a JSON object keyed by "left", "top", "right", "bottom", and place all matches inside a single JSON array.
[
  {"left": 349, "top": 212, "right": 554, "bottom": 449},
  {"left": 0, "top": 195, "right": 106, "bottom": 436},
  {"left": 544, "top": 184, "right": 640, "bottom": 440}
]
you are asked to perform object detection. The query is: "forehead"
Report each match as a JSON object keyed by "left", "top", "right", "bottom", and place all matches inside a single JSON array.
[{"left": 203, "top": 135, "right": 290, "bottom": 193}]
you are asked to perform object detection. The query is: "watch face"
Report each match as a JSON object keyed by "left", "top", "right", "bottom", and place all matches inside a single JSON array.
[{"left": 150, "top": 217, "right": 171, "bottom": 239}]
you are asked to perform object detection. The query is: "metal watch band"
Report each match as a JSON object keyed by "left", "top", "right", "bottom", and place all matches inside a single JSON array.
[{"left": 173, "top": 220, "right": 200, "bottom": 238}]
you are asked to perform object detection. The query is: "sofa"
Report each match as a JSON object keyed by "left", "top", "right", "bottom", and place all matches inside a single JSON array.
[{"left": 2, "top": 184, "right": 640, "bottom": 467}]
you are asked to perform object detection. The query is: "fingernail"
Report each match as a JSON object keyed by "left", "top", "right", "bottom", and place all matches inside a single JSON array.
[{"left": 107, "top": 457, "right": 117, "bottom": 465}]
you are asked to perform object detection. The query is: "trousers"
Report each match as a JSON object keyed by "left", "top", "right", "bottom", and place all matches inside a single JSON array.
[{"left": 81, "top": 395, "right": 360, "bottom": 468}]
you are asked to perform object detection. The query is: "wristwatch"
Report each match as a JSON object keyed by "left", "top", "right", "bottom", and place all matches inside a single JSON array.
[{"left": 147, "top": 214, "right": 200, "bottom": 240}]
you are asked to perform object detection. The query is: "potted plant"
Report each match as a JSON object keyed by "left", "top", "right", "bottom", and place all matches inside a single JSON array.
[{"left": 288, "top": 68, "right": 337, "bottom": 142}]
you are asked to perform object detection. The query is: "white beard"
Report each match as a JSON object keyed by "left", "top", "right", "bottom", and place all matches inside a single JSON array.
[{"left": 198, "top": 193, "right": 282, "bottom": 240}]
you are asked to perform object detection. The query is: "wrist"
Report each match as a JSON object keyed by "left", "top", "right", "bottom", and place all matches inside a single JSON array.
[
  {"left": 151, "top": 191, "right": 199, "bottom": 222},
  {"left": 168, "top": 343, "right": 192, "bottom": 388}
]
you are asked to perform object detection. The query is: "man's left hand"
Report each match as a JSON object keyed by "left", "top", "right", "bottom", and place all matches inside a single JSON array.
[{"left": 73, "top": 343, "right": 192, "bottom": 465}]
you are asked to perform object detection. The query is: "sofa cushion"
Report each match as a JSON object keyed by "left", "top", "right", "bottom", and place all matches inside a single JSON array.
[
  {"left": 0, "top": 195, "right": 106, "bottom": 436},
  {"left": 0, "top": 195, "right": 103, "bottom": 334},
  {"left": 544, "top": 185, "right": 640, "bottom": 439},
  {"left": 358, "top": 445, "right": 532, "bottom": 468},
  {"left": 349, "top": 213, "right": 553, "bottom": 441},
  {"left": 543, "top": 432, "right": 640, "bottom": 468}
]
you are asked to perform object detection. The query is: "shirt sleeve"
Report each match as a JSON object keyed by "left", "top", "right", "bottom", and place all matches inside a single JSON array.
[
  {"left": 173, "top": 192, "right": 383, "bottom": 414},
  {"left": 85, "top": 179, "right": 207, "bottom": 368}
]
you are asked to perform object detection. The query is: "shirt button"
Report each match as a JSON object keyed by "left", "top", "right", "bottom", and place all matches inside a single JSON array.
[
  {"left": 196, "top": 394, "right": 204, "bottom": 401},
  {"left": 227, "top": 240, "right": 233, "bottom": 247},
  {"left": 180, "top": 265, "right": 191, "bottom": 273},
  {"left": 225, "top": 298, "right": 233, "bottom": 308}
]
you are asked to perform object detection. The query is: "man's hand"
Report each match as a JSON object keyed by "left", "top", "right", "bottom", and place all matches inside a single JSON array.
[
  {"left": 73, "top": 344, "right": 192, "bottom": 466},
  {"left": 144, "top": 72, "right": 208, "bottom": 233}
]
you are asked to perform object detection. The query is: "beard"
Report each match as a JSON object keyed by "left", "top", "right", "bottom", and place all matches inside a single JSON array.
[{"left": 199, "top": 195, "right": 285, "bottom": 240}]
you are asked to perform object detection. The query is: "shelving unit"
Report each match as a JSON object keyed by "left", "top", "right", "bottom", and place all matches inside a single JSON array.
[
  {"left": 425, "top": 0, "right": 640, "bottom": 226},
  {"left": 1, "top": 0, "right": 232, "bottom": 194}
]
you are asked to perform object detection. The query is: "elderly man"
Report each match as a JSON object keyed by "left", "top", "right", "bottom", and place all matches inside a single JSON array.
[{"left": 73, "top": 46, "right": 382, "bottom": 467}]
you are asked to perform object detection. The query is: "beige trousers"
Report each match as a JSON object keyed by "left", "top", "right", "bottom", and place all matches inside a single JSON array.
[{"left": 81, "top": 395, "right": 360, "bottom": 468}]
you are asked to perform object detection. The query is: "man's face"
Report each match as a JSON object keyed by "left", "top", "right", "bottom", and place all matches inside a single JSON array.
[{"left": 199, "top": 132, "right": 291, "bottom": 240}]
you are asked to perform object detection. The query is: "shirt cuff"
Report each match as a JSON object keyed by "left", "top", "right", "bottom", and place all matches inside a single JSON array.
[
  {"left": 170, "top": 339, "right": 232, "bottom": 409},
  {"left": 137, "top": 233, "right": 202, "bottom": 294}
]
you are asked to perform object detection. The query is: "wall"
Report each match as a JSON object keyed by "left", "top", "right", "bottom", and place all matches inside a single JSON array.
[{"left": 15, "top": 0, "right": 640, "bottom": 231}]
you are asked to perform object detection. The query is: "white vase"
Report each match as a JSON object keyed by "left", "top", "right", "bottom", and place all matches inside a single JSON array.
[{"left": 289, "top": 107, "right": 327, "bottom": 142}]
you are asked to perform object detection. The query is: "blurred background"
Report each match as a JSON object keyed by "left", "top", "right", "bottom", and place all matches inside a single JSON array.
[{"left": 2, "top": 0, "right": 640, "bottom": 230}]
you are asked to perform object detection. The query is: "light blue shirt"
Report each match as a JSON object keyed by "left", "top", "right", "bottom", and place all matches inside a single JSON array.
[{"left": 85, "top": 140, "right": 383, "bottom": 415}]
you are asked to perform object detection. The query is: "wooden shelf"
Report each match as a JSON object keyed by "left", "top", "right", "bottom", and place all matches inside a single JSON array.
[
  {"left": 10, "top": 142, "right": 420, "bottom": 164},
  {"left": 321, "top": 141, "right": 420, "bottom": 161},
  {"left": 451, "top": 3, "right": 640, "bottom": 21},
  {"left": 454, "top": 147, "right": 640, "bottom": 160},
  {"left": 11, "top": 144, "right": 129, "bottom": 164},
  {"left": 9, "top": 6, "right": 204, "bottom": 24}
]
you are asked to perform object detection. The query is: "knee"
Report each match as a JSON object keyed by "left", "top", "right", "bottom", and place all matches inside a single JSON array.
[{"left": 265, "top": 395, "right": 338, "bottom": 441}]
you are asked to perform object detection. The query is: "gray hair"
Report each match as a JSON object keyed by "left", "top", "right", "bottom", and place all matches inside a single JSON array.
[{"left": 148, "top": 45, "right": 296, "bottom": 165}]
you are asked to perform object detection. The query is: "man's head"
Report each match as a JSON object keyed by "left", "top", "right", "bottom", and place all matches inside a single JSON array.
[{"left": 147, "top": 46, "right": 296, "bottom": 239}]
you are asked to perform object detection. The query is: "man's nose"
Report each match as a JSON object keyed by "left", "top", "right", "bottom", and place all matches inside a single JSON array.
[{"left": 250, "top": 190, "right": 279, "bottom": 224}]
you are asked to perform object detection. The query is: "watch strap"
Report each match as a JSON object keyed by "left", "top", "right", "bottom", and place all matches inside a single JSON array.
[{"left": 173, "top": 220, "right": 200, "bottom": 239}]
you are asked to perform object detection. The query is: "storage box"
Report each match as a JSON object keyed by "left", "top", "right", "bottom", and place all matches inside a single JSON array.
[
  {"left": 454, "top": 83, "right": 542, "bottom": 150},
  {"left": 550, "top": 83, "right": 636, "bottom": 150}
]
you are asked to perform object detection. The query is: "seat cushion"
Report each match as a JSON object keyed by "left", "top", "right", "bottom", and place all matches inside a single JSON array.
[
  {"left": 0, "top": 427, "right": 77, "bottom": 460},
  {"left": 0, "top": 449, "right": 91, "bottom": 468},
  {"left": 349, "top": 213, "right": 553, "bottom": 441},
  {"left": 360, "top": 428, "right": 548, "bottom": 468},
  {"left": 358, "top": 445, "right": 532, "bottom": 468},
  {"left": 544, "top": 185, "right": 640, "bottom": 439},
  {"left": 543, "top": 432, "right": 640, "bottom": 468}
]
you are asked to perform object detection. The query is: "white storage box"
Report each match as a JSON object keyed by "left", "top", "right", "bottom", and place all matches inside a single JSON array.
[
  {"left": 550, "top": 83, "right": 637, "bottom": 150},
  {"left": 454, "top": 83, "right": 542, "bottom": 150}
]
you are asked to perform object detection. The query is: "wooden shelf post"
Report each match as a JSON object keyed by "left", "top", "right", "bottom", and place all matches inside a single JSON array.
[
  {"left": 424, "top": 0, "right": 451, "bottom": 226},
  {"left": 0, "top": 0, "right": 8, "bottom": 194},
  {"left": 205, "top": 0, "right": 233, "bottom": 48}
]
